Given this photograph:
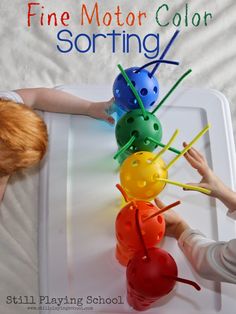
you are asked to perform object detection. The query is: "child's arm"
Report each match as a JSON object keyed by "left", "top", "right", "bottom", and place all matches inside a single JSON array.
[
  {"left": 155, "top": 145, "right": 236, "bottom": 283},
  {"left": 0, "top": 175, "right": 10, "bottom": 203},
  {"left": 154, "top": 198, "right": 236, "bottom": 284},
  {"left": 183, "top": 142, "right": 236, "bottom": 215},
  {"left": 15, "top": 88, "right": 115, "bottom": 125}
]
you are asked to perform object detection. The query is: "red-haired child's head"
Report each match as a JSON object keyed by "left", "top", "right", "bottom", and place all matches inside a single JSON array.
[{"left": 0, "top": 99, "right": 48, "bottom": 176}]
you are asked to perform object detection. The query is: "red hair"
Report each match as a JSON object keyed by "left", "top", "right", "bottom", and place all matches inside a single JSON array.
[{"left": 0, "top": 99, "right": 48, "bottom": 176}]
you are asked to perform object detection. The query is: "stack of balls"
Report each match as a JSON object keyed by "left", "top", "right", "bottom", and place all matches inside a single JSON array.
[{"left": 112, "top": 59, "right": 205, "bottom": 310}]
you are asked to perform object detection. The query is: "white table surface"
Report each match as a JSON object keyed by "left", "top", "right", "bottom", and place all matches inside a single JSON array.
[{"left": 39, "top": 86, "right": 236, "bottom": 314}]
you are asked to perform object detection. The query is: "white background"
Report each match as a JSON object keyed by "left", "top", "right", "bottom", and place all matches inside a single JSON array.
[{"left": 0, "top": 1, "right": 236, "bottom": 313}]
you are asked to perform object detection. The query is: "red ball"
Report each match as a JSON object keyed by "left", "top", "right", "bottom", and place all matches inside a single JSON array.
[{"left": 126, "top": 247, "right": 177, "bottom": 299}]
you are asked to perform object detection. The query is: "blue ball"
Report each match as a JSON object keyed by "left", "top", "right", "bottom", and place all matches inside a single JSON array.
[{"left": 113, "top": 67, "right": 159, "bottom": 112}]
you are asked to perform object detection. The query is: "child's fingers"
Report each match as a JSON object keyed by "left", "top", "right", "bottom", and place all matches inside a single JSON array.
[
  {"left": 183, "top": 142, "right": 197, "bottom": 159},
  {"left": 104, "top": 98, "right": 116, "bottom": 115},
  {"left": 108, "top": 117, "right": 115, "bottom": 124},
  {"left": 154, "top": 198, "right": 165, "bottom": 209},
  {"left": 183, "top": 182, "right": 211, "bottom": 195},
  {"left": 107, "top": 115, "right": 115, "bottom": 125},
  {"left": 184, "top": 153, "right": 208, "bottom": 175},
  {"left": 183, "top": 182, "right": 205, "bottom": 191},
  {"left": 183, "top": 182, "right": 200, "bottom": 192},
  {"left": 184, "top": 152, "right": 202, "bottom": 169},
  {"left": 189, "top": 146, "right": 205, "bottom": 162},
  {"left": 101, "top": 112, "right": 115, "bottom": 125},
  {"left": 183, "top": 142, "right": 203, "bottom": 162},
  {"left": 106, "top": 98, "right": 115, "bottom": 108}
]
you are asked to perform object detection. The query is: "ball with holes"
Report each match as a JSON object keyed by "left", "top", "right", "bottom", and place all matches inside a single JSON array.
[
  {"left": 115, "top": 201, "right": 165, "bottom": 266},
  {"left": 120, "top": 151, "right": 168, "bottom": 201},
  {"left": 113, "top": 67, "right": 159, "bottom": 111},
  {"left": 126, "top": 247, "right": 178, "bottom": 311},
  {"left": 115, "top": 109, "right": 162, "bottom": 153}
]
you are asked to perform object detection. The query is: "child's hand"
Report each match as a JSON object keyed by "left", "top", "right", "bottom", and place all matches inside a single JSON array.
[
  {"left": 87, "top": 98, "right": 115, "bottom": 125},
  {"left": 183, "top": 142, "right": 228, "bottom": 198},
  {"left": 154, "top": 198, "right": 189, "bottom": 240}
]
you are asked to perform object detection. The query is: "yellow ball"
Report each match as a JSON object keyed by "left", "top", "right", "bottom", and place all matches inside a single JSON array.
[{"left": 120, "top": 151, "right": 168, "bottom": 201}]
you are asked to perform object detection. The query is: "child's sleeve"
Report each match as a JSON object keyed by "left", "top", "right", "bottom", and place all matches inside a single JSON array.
[
  {"left": 178, "top": 228, "right": 236, "bottom": 283},
  {"left": 0, "top": 90, "right": 24, "bottom": 103}
]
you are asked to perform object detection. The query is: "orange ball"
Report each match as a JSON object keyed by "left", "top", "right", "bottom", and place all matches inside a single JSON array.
[{"left": 115, "top": 200, "right": 165, "bottom": 266}]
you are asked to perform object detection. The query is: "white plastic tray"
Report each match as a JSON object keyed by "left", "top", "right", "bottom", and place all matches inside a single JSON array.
[{"left": 39, "top": 86, "right": 236, "bottom": 314}]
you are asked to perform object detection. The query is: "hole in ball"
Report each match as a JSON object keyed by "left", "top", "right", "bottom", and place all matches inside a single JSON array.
[
  {"left": 140, "top": 88, "right": 148, "bottom": 96},
  {"left": 125, "top": 221, "right": 132, "bottom": 230},
  {"left": 144, "top": 138, "right": 151, "bottom": 145},
  {"left": 153, "top": 86, "right": 158, "bottom": 94},
  {"left": 115, "top": 89, "right": 121, "bottom": 97},
  {"left": 137, "top": 180, "right": 147, "bottom": 188},
  {"left": 131, "top": 130, "right": 139, "bottom": 138},
  {"left": 129, "top": 98, "right": 137, "bottom": 106},
  {"left": 132, "top": 160, "right": 140, "bottom": 167},
  {"left": 131, "top": 80, "right": 136, "bottom": 87},
  {"left": 157, "top": 216, "right": 163, "bottom": 224},
  {"left": 127, "top": 117, "right": 134, "bottom": 124},
  {"left": 143, "top": 115, "right": 149, "bottom": 121},
  {"left": 154, "top": 123, "right": 159, "bottom": 131},
  {"left": 150, "top": 101, "right": 155, "bottom": 106}
]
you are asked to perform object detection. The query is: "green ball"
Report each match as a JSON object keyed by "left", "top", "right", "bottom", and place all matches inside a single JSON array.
[{"left": 115, "top": 109, "right": 162, "bottom": 152}]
